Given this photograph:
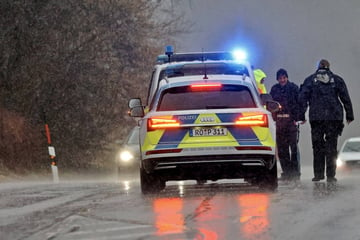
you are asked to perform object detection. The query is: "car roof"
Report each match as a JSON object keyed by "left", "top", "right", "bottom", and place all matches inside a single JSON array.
[
  {"left": 147, "top": 51, "right": 256, "bottom": 107},
  {"left": 158, "top": 74, "right": 255, "bottom": 89},
  {"left": 151, "top": 60, "right": 254, "bottom": 90},
  {"left": 149, "top": 75, "right": 260, "bottom": 110},
  {"left": 345, "top": 137, "right": 360, "bottom": 142},
  {"left": 154, "top": 59, "right": 252, "bottom": 70}
]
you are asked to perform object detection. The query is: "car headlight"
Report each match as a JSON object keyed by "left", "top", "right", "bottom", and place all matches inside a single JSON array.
[
  {"left": 120, "top": 150, "right": 134, "bottom": 163},
  {"left": 336, "top": 158, "right": 344, "bottom": 167}
]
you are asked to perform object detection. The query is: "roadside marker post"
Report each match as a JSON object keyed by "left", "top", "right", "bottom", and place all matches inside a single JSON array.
[{"left": 44, "top": 123, "right": 59, "bottom": 183}]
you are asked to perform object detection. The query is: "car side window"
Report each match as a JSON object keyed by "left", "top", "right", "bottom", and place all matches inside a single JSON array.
[{"left": 146, "top": 70, "right": 156, "bottom": 106}]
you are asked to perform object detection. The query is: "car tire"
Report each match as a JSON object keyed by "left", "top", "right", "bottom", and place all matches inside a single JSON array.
[
  {"left": 258, "top": 161, "right": 278, "bottom": 191},
  {"left": 140, "top": 167, "right": 165, "bottom": 194},
  {"left": 196, "top": 179, "right": 207, "bottom": 185}
]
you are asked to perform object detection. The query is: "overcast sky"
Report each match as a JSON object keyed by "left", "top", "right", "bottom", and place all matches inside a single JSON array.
[{"left": 170, "top": 0, "right": 360, "bottom": 165}]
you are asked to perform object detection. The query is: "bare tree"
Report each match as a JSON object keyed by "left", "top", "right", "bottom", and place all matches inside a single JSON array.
[{"left": 0, "top": 0, "right": 186, "bottom": 171}]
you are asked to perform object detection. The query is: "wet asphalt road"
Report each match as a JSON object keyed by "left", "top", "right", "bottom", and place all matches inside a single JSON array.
[{"left": 1, "top": 166, "right": 360, "bottom": 240}]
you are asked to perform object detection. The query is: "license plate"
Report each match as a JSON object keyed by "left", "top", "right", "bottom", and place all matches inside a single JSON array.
[{"left": 190, "top": 127, "right": 227, "bottom": 136}]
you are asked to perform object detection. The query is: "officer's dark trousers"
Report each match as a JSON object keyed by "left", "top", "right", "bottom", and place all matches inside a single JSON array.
[
  {"left": 310, "top": 120, "right": 343, "bottom": 178},
  {"left": 276, "top": 118, "right": 300, "bottom": 178}
]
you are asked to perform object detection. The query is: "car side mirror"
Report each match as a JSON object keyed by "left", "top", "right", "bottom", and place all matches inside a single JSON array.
[
  {"left": 128, "top": 98, "right": 145, "bottom": 118},
  {"left": 129, "top": 98, "right": 142, "bottom": 108},
  {"left": 260, "top": 94, "right": 280, "bottom": 113},
  {"left": 260, "top": 93, "right": 273, "bottom": 105},
  {"left": 129, "top": 106, "right": 145, "bottom": 117},
  {"left": 266, "top": 101, "right": 281, "bottom": 113}
]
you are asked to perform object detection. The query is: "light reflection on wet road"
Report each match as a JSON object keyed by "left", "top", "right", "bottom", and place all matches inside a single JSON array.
[{"left": 1, "top": 166, "right": 360, "bottom": 240}]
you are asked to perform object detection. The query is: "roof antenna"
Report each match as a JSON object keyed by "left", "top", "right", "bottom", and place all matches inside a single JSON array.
[{"left": 202, "top": 48, "right": 208, "bottom": 79}]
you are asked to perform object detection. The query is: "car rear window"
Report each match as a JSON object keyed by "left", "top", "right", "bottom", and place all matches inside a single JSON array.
[{"left": 157, "top": 84, "right": 255, "bottom": 111}]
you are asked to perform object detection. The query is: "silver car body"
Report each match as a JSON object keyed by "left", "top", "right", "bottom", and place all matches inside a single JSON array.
[{"left": 337, "top": 137, "right": 360, "bottom": 169}]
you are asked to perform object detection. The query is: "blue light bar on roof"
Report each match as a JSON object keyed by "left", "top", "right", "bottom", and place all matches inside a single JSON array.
[{"left": 156, "top": 51, "right": 235, "bottom": 64}]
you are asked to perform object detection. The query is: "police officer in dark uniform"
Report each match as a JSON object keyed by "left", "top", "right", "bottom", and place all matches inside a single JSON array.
[
  {"left": 299, "top": 59, "right": 354, "bottom": 182},
  {"left": 270, "top": 68, "right": 303, "bottom": 181}
]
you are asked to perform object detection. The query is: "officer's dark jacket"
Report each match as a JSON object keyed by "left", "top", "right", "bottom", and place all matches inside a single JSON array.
[
  {"left": 270, "top": 81, "right": 302, "bottom": 121},
  {"left": 298, "top": 68, "right": 354, "bottom": 121}
]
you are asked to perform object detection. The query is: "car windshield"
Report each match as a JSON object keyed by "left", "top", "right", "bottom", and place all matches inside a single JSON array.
[
  {"left": 127, "top": 128, "right": 139, "bottom": 144},
  {"left": 343, "top": 141, "right": 360, "bottom": 152},
  {"left": 157, "top": 84, "right": 255, "bottom": 111},
  {"left": 159, "top": 62, "right": 249, "bottom": 80}
]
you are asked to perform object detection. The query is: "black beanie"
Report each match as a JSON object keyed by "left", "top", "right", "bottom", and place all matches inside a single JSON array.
[
  {"left": 318, "top": 59, "right": 330, "bottom": 69},
  {"left": 276, "top": 68, "right": 288, "bottom": 80}
]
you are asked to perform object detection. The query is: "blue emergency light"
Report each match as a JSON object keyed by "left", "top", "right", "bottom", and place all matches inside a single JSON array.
[
  {"left": 165, "top": 45, "right": 174, "bottom": 57},
  {"left": 232, "top": 49, "right": 248, "bottom": 61}
]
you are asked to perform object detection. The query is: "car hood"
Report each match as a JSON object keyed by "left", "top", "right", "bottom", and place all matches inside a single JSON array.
[{"left": 339, "top": 152, "right": 360, "bottom": 161}]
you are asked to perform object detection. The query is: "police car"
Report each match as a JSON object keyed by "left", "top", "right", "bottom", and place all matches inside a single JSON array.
[{"left": 129, "top": 73, "right": 280, "bottom": 194}]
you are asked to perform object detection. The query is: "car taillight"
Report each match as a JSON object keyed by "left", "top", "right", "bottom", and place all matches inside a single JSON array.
[
  {"left": 235, "top": 114, "right": 268, "bottom": 127},
  {"left": 147, "top": 117, "right": 180, "bottom": 131}
]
